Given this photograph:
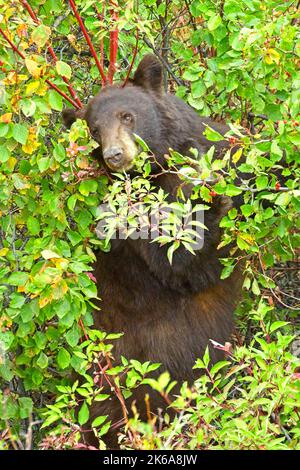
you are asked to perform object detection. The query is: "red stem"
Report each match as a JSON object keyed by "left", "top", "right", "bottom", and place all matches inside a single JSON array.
[
  {"left": 122, "top": 28, "right": 139, "bottom": 87},
  {"left": 0, "top": 27, "right": 80, "bottom": 109},
  {"left": 68, "top": 0, "right": 107, "bottom": 84},
  {"left": 45, "top": 79, "right": 80, "bottom": 108},
  {"left": 95, "top": 3, "right": 106, "bottom": 87},
  {"left": 0, "top": 27, "right": 26, "bottom": 59},
  {"left": 107, "top": 2, "right": 119, "bottom": 84},
  {"left": 20, "top": 0, "right": 83, "bottom": 107}
]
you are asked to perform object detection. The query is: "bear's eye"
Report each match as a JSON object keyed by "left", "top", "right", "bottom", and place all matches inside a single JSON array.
[{"left": 121, "top": 113, "right": 133, "bottom": 124}]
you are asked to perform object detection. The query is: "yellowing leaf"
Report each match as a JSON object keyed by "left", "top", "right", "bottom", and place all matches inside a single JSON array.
[
  {"left": 39, "top": 295, "right": 52, "bottom": 308},
  {"left": 232, "top": 148, "right": 243, "bottom": 163},
  {"left": 41, "top": 249, "right": 61, "bottom": 260},
  {"left": 25, "top": 58, "right": 41, "bottom": 78},
  {"left": 25, "top": 80, "right": 47, "bottom": 97},
  {"left": 22, "top": 128, "right": 41, "bottom": 155},
  {"left": 16, "top": 24, "right": 27, "bottom": 38},
  {"left": 0, "top": 247, "right": 9, "bottom": 256},
  {"left": 53, "top": 258, "right": 69, "bottom": 269},
  {"left": 4, "top": 71, "right": 28, "bottom": 85},
  {"left": 265, "top": 48, "right": 280, "bottom": 65},
  {"left": 56, "top": 61, "right": 72, "bottom": 80},
  {"left": 26, "top": 80, "right": 40, "bottom": 96},
  {"left": 76, "top": 156, "right": 90, "bottom": 169},
  {"left": 7, "top": 157, "right": 17, "bottom": 171},
  {"left": 36, "top": 82, "right": 48, "bottom": 96},
  {"left": 31, "top": 25, "right": 51, "bottom": 48},
  {"left": 0, "top": 113, "right": 12, "bottom": 123},
  {"left": 52, "top": 280, "right": 69, "bottom": 299}
]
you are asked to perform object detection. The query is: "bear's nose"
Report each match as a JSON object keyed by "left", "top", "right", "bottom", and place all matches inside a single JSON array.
[{"left": 103, "top": 147, "right": 123, "bottom": 167}]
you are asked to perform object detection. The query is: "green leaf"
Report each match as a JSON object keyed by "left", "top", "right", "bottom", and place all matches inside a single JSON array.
[
  {"left": 256, "top": 175, "right": 269, "bottom": 190},
  {"left": 56, "top": 61, "right": 72, "bottom": 79},
  {"left": 36, "top": 352, "right": 49, "bottom": 369},
  {"left": 32, "top": 369, "right": 43, "bottom": 386},
  {"left": 37, "top": 157, "right": 50, "bottom": 172},
  {"left": 48, "top": 90, "right": 63, "bottom": 111},
  {"left": 203, "top": 126, "right": 224, "bottom": 142},
  {"left": 78, "top": 401, "right": 89, "bottom": 425},
  {"left": 275, "top": 192, "right": 291, "bottom": 207},
  {"left": 210, "top": 361, "right": 230, "bottom": 376},
  {"left": 67, "top": 194, "right": 77, "bottom": 211},
  {"left": 203, "top": 346, "right": 210, "bottom": 368},
  {"left": 20, "top": 99, "right": 36, "bottom": 117},
  {"left": 91, "top": 415, "right": 108, "bottom": 428},
  {"left": 237, "top": 236, "right": 250, "bottom": 250},
  {"left": 167, "top": 241, "right": 180, "bottom": 265},
  {"left": 0, "top": 145, "right": 10, "bottom": 162},
  {"left": 220, "top": 264, "right": 235, "bottom": 280},
  {"left": 41, "top": 249, "right": 60, "bottom": 259},
  {"left": 13, "top": 123, "right": 29, "bottom": 145},
  {"left": 27, "top": 216, "right": 40, "bottom": 235},
  {"left": 252, "top": 278, "right": 261, "bottom": 295},
  {"left": 225, "top": 184, "right": 242, "bottom": 197},
  {"left": 65, "top": 325, "right": 80, "bottom": 347},
  {"left": 269, "top": 321, "right": 289, "bottom": 333},
  {"left": 0, "top": 123, "right": 9, "bottom": 137},
  {"left": 10, "top": 293, "right": 26, "bottom": 309},
  {"left": 19, "top": 397, "right": 33, "bottom": 419},
  {"left": 19, "top": 160, "right": 31, "bottom": 175},
  {"left": 8, "top": 272, "right": 29, "bottom": 286},
  {"left": 57, "top": 348, "right": 71, "bottom": 369},
  {"left": 0, "top": 364, "right": 14, "bottom": 381},
  {"left": 207, "top": 14, "right": 222, "bottom": 31},
  {"left": 191, "top": 81, "right": 206, "bottom": 98},
  {"left": 241, "top": 204, "right": 254, "bottom": 217},
  {"left": 289, "top": 134, "right": 300, "bottom": 146},
  {"left": 67, "top": 230, "right": 82, "bottom": 246},
  {"left": 79, "top": 180, "right": 98, "bottom": 196}
]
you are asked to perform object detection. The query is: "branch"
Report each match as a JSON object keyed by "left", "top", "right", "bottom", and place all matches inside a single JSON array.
[
  {"left": 20, "top": 0, "right": 83, "bottom": 108},
  {"left": 68, "top": 0, "right": 107, "bottom": 84},
  {"left": 122, "top": 28, "right": 139, "bottom": 87}
]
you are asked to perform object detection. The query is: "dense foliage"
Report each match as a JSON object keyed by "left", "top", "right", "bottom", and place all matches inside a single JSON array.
[{"left": 0, "top": 0, "right": 299, "bottom": 450}]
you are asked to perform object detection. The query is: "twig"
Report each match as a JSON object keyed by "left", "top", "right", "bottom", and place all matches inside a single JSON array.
[
  {"left": 68, "top": 0, "right": 107, "bottom": 84},
  {"left": 258, "top": 251, "right": 299, "bottom": 310},
  {"left": 122, "top": 28, "right": 139, "bottom": 87}
]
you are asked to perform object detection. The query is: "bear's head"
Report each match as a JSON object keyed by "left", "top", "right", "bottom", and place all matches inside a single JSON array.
[{"left": 62, "top": 55, "right": 168, "bottom": 172}]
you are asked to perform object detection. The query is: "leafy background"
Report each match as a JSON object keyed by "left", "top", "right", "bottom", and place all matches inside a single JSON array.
[{"left": 0, "top": 0, "right": 299, "bottom": 449}]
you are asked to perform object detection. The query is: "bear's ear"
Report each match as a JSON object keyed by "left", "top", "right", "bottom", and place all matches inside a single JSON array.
[
  {"left": 132, "top": 54, "right": 163, "bottom": 94},
  {"left": 62, "top": 107, "right": 86, "bottom": 128}
]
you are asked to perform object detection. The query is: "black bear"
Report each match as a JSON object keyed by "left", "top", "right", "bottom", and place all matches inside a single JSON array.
[{"left": 62, "top": 54, "right": 243, "bottom": 448}]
